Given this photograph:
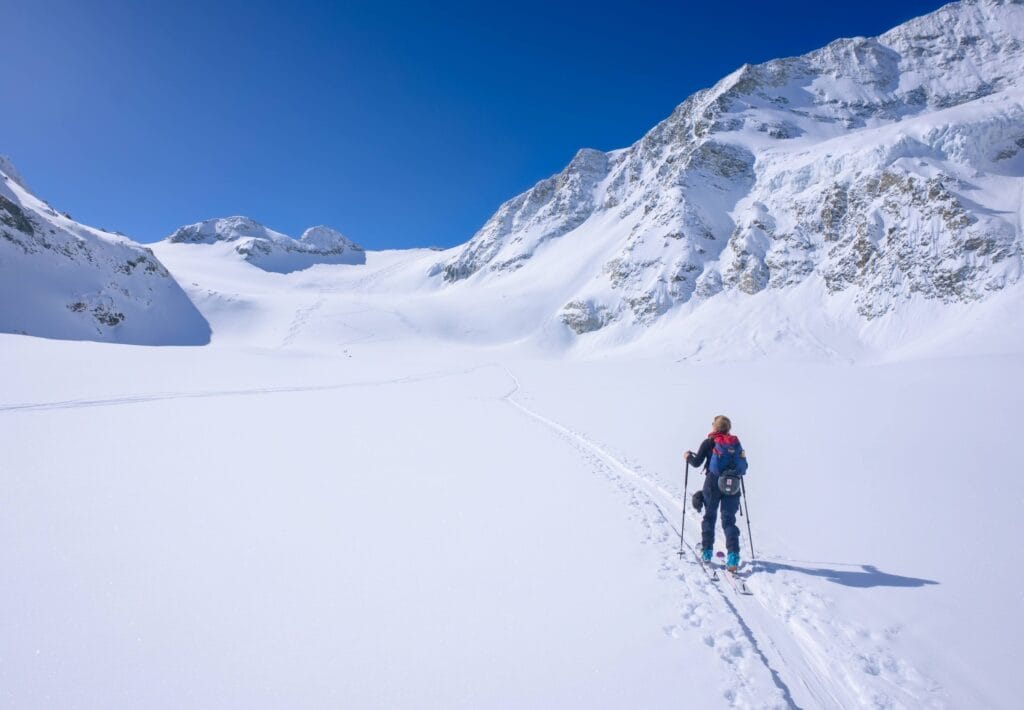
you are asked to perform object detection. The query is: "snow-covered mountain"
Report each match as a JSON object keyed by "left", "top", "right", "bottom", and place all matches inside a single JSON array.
[
  {"left": 6, "top": 0, "right": 1024, "bottom": 361},
  {"left": 0, "top": 157, "right": 210, "bottom": 345},
  {"left": 165, "top": 216, "right": 365, "bottom": 273},
  {"left": 436, "top": 0, "right": 1024, "bottom": 340},
  {"left": 6, "top": 6, "right": 1024, "bottom": 707}
]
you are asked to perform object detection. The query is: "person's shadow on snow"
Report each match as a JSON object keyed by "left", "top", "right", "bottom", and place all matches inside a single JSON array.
[{"left": 754, "top": 561, "right": 939, "bottom": 588}]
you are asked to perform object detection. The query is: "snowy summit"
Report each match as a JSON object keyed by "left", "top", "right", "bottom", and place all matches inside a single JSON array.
[{"left": 165, "top": 216, "right": 366, "bottom": 274}]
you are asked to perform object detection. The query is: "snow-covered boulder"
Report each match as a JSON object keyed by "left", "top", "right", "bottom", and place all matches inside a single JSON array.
[
  {"left": 0, "top": 156, "right": 210, "bottom": 345},
  {"left": 165, "top": 217, "right": 365, "bottom": 273}
]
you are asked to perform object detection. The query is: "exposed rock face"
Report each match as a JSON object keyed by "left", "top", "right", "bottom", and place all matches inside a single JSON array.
[
  {"left": 0, "top": 157, "right": 210, "bottom": 345},
  {"left": 166, "top": 217, "right": 365, "bottom": 273},
  {"left": 441, "top": 148, "right": 610, "bottom": 282},
  {"left": 434, "top": 0, "right": 1024, "bottom": 332},
  {"left": 814, "top": 170, "right": 1018, "bottom": 317}
]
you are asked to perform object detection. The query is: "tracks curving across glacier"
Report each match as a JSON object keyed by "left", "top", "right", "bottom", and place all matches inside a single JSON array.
[{"left": 0, "top": 366, "right": 491, "bottom": 415}]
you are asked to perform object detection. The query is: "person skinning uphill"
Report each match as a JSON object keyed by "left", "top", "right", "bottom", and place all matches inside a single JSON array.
[{"left": 685, "top": 415, "right": 748, "bottom": 572}]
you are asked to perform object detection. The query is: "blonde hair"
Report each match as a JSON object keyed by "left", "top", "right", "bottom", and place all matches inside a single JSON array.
[{"left": 712, "top": 415, "right": 732, "bottom": 433}]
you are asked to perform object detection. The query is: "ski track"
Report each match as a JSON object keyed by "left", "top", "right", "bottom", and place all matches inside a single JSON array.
[
  {"left": 279, "top": 291, "right": 327, "bottom": 347},
  {"left": 0, "top": 366, "right": 491, "bottom": 415},
  {"left": 345, "top": 256, "right": 409, "bottom": 291},
  {"left": 501, "top": 367, "right": 943, "bottom": 710}
]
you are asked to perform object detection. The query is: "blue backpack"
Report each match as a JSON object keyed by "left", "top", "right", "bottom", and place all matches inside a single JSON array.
[{"left": 709, "top": 434, "right": 748, "bottom": 476}]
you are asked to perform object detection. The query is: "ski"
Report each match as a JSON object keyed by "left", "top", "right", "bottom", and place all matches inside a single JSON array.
[
  {"left": 707, "top": 551, "right": 752, "bottom": 595},
  {"left": 722, "top": 568, "right": 753, "bottom": 595},
  {"left": 690, "top": 544, "right": 719, "bottom": 581},
  {"left": 718, "top": 557, "right": 753, "bottom": 595}
]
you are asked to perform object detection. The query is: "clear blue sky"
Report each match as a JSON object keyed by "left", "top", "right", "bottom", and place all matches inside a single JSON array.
[{"left": 5, "top": 0, "right": 947, "bottom": 248}]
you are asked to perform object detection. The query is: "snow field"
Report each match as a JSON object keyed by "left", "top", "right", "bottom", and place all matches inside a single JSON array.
[
  {"left": 0, "top": 345, "right": 771, "bottom": 708},
  {"left": 4, "top": 330, "right": 1020, "bottom": 707}
]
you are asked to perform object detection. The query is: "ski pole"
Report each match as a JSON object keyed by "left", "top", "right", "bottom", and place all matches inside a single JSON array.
[
  {"left": 740, "top": 476, "right": 755, "bottom": 561},
  {"left": 677, "top": 461, "right": 689, "bottom": 558}
]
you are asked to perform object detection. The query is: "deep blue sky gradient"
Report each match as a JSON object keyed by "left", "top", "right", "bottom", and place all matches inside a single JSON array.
[{"left": 4, "top": 0, "right": 948, "bottom": 248}]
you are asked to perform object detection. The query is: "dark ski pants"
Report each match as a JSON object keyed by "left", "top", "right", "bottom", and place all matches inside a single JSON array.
[{"left": 701, "top": 475, "right": 741, "bottom": 553}]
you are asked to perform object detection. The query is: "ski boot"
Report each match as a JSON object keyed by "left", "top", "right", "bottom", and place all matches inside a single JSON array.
[
  {"left": 726, "top": 551, "right": 740, "bottom": 572},
  {"left": 701, "top": 549, "right": 713, "bottom": 563}
]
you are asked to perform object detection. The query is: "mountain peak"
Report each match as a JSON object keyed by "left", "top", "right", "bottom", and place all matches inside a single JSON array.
[
  {"left": 165, "top": 217, "right": 365, "bottom": 273},
  {"left": 299, "top": 225, "right": 363, "bottom": 253},
  {"left": 166, "top": 216, "right": 285, "bottom": 245},
  {"left": 432, "top": 0, "right": 1024, "bottom": 346}
]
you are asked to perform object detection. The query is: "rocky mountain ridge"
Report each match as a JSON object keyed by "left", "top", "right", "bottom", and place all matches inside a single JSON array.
[
  {"left": 166, "top": 217, "right": 365, "bottom": 273},
  {"left": 0, "top": 156, "right": 210, "bottom": 344},
  {"left": 436, "top": 0, "right": 1024, "bottom": 334}
]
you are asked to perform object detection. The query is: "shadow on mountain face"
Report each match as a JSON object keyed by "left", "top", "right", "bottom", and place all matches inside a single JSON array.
[
  {"left": 755, "top": 561, "right": 939, "bottom": 589},
  {"left": 245, "top": 250, "right": 367, "bottom": 274},
  {"left": 1, "top": 304, "right": 212, "bottom": 346}
]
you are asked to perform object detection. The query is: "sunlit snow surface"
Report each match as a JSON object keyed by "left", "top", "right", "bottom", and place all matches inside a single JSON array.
[
  {"left": 6, "top": 1, "right": 1024, "bottom": 705},
  {"left": 2, "top": 243, "right": 1021, "bottom": 708}
]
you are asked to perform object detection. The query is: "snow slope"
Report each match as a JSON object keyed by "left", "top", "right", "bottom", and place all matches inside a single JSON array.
[
  {"left": 0, "top": 157, "right": 209, "bottom": 345},
  {"left": 153, "top": 216, "right": 1024, "bottom": 362}
]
